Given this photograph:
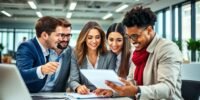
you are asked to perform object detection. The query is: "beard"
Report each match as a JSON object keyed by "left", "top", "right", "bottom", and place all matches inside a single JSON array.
[{"left": 57, "top": 41, "right": 69, "bottom": 49}]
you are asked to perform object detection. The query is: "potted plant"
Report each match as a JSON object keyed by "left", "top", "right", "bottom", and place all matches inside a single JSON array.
[
  {"left": 187, "top": 39, "right": 198, "bottom": 62},
  {"left": 187, "top": 39, "right": 197, "bottom": 51},
  {"left": 0, "top": 43, "right": 4, "bottom": 63}
]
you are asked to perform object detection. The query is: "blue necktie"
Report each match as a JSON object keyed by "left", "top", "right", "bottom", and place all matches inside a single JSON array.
[
  {"left": 49, "top": 55, "right": 62, "bottom": 81},
  {"left": 55, "top": 55, "right": 62, "bottom": 62},
  {"left": 46, "top": 55, "right": 49, "bottom": 63}
]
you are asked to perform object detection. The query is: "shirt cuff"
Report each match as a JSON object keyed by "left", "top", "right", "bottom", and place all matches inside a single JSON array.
[{"left": 37, "top": 66, "right": 45, "bottom": 79}]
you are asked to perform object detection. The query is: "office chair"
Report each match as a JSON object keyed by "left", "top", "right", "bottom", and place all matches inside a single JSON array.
[{"left": 181, "top": 80, "right": 200, "bottom": 100}]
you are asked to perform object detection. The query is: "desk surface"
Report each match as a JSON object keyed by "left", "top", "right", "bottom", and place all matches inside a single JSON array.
[
  {"left": 31, "top": 93, "right": 132, "bottom": 100},
  {"left": 182, "top": 63, "right": 200, "bottom": 81}
]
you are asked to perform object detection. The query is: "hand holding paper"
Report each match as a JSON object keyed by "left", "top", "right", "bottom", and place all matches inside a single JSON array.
[
  {"left": 80, "top": 69, "right": 124, "bottom": 90},
  {"left": 105, "top": 77, "right": 138, "bottom": 96}
]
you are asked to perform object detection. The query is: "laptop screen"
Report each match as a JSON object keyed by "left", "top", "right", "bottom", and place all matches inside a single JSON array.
[{"left": 0, "top": 64, "right": 32, "bottom": 100}]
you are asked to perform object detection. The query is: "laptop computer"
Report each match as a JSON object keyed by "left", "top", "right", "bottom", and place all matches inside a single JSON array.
[{"left": 0, "top": 64, "right": 32, "bottom": 100}]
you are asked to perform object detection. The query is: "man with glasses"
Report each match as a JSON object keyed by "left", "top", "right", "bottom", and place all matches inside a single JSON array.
[
  {"left": 40, "top": 18, "right": 73, "bottom": 92},
  {"left": 105, "top": 7, "right": 182, "bottom": 99}
]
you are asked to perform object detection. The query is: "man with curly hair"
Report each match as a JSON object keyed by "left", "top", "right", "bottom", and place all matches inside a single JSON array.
[{"left": 105, "top": 6, "right": 183, "bottom": 100}]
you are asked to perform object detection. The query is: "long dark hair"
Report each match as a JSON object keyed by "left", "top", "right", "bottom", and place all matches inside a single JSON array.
[{"left": 106, "top": 23, "right": 131, "bottom": 78}]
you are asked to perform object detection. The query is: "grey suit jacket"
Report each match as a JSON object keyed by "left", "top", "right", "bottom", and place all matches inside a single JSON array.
[
  {"left": 69, "top": 51, "right": 116, "bottom": 91},
  {"left": 127, "top": 35, "right": 183, "bottom": 100},
  {"left": 52, "top": 46, "right": 72, "bottom": 92}
]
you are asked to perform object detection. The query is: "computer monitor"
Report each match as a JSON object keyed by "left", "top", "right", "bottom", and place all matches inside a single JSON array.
[{"left": 0, "top": 64, "right": 32, "bottom": 100}]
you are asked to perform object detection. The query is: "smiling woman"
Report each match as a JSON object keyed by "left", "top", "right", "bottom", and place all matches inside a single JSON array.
[
  {"left": 69, "top": 21, "right": 116, "bottom": 95},
  {"left": 106, "top": 23, "right": 131, "bottom": 78}
]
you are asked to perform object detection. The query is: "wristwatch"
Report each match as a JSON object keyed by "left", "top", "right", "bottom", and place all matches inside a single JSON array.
[{"left": 135, "top": 86, "right": 141, "bottom": 99}]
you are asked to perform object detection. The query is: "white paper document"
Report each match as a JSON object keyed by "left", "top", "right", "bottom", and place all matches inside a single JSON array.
[
  {"left": 66, "top": 93, "right": 132, "bottom": 100},
  {"left": 31, "top": 93, "right": 66, "bottom": 99},
  {"left": 80, "top": 69, "right": 124, "bottom": 90},
  {"left": 66, "top": 93, "right": 103, "bottom": 99}
]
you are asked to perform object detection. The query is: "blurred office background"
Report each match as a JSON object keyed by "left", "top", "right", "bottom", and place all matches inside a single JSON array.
[{"left": 0, "top": 0, "right": 200, "bottom": 63}]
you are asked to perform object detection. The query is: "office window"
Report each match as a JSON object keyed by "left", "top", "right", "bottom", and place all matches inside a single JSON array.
[
  {"left": 15, "top": 29, "right": 30, "bottom": 51},
  {"left": 0, "top": 28, "right": 6, "bottom": 43},
  {"left": 8, "top": 29, "right": 14, "bottom": 51},
  {"left": 165, "top": 9, "right": 172, "bottom": 40},
  {"left": 157, "top": 12, "right": 163, "bottom": 37},
  {"left": 0, "top": 29, "right": 7, "bottom": 54},
  {"left": 196, "top": 1, "right": 200, "bottom": 39},
  {"left": 69, "top": 33, "right": 79, "bottom": 48},
  {"left": 32, "top": 30, "right": 36, "bottom": 38},
  {"left": 175, "top": 7, "right": 179, "bottom": 40},
  {"left": 0, "top": 32, "right": 2, "bottom": 43},
  {"left": 2, "top": 32, "right": 8, "bottom": 54},
  {"left": 182, "top": 4, "right": 191, "bottom": 41}
]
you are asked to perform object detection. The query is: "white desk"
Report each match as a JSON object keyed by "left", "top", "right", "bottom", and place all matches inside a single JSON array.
[
  {"left": 31, "top": 93, "right": 132, "bottom": 100},
  {"left": 182, "top": 63, "right": 200, "bottom": 81}
]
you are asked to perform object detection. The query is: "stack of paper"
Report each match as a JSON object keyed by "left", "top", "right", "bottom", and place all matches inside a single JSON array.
[{"left": 66, "top": 93, "right": 103, "bottom": 99}]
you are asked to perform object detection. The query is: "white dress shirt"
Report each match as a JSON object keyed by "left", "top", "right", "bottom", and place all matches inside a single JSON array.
[
  {"left": 86, "top": 54, "right": 99, "bottom": 69},
  {"left": 36, "top": 37, "right": 49, "bottom": 79}
]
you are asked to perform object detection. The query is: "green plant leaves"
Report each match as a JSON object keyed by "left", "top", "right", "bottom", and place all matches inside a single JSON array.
[{"left": 186, "top": 39, "right": 200, "bottom": 51}]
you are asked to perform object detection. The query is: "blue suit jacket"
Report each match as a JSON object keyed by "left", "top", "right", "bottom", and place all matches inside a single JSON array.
[{"left": 16, "top": 37, "right": 47, "bottom": 93}]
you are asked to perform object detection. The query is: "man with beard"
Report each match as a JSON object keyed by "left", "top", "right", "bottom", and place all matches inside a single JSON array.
[
  {"left": 16, "top": 16, "right": 62, "bottom": 93},
  {"left": 40, "top": 18, "right": 72, "bottom": 92}
]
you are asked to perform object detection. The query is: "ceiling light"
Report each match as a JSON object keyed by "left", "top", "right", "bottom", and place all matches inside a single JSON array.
[
  {"left": 28, "top": 1, "right": 37, "bottom": 9},
  {"left": 36, "top": 11, "right": 42, "bottom": 18},
  {"left": 115, "top": 4, "right": 129, "bottom": 12},
  {"left": 102, "top": 13, "right": 113, "bottom": 20},
  {"left": 1, "top": 10, "right": 12, "bottom": 17},
  {"left": 69, "top": 2, "right": 77, "bottom": 11},
  {"left": 66, "top": 12, "right": 72, "bottom": 18}
]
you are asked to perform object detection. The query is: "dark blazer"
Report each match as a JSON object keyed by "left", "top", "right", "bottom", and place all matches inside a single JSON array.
[
  {"left": 16, "top": 37, "right": 72, "bottom": 93},
  {"left": 16, "top": 38, "right": 47, "bottom": 93},
  {"left": 69, "top": 50, "right": 116, "bottom": 91},
  {"left": 52, "top": 46, "right": 72, "bottom": 92}
]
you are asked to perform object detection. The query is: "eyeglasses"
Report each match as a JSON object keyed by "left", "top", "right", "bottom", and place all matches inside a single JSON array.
[
  {"left": 61, "top": 33, "right": 72, "bottom": 39},
  {"left": 125, "top": 27, "right": 147, "bottom": 41}
]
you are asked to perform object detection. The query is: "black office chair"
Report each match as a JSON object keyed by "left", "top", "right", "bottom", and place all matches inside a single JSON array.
[{"left": 181, "top": 80, "right": 200, "bottom": 100}]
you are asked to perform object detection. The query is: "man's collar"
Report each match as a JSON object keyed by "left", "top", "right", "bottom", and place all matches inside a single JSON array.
[
  {"left": 36, "top": 37, "right": 49, "bottom": 56},
  {"left": 146, "top": 34, "right": 160, "bottom": 53}
]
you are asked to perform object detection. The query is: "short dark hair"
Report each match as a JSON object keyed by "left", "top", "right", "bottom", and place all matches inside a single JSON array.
[
  {"left": 57, "top": 18, "right": 72, "bottom": 29},
  {"left": 123, "top": 6, "right": 157, "bottom": 28},
  {"left": 35, "top": 16, "right": 60, "bottom": 37}
]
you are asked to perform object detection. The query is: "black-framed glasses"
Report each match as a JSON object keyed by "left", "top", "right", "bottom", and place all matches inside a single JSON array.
[
  {"left": 61, "top": 33, "right": 72, "bottom": 39},
  {"left": 125, "top": 27, "right": 147, "bottom": 41}
]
